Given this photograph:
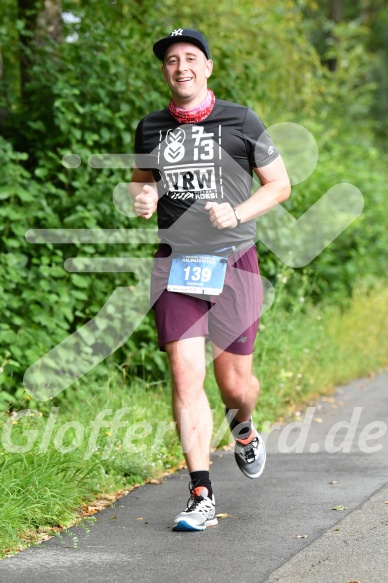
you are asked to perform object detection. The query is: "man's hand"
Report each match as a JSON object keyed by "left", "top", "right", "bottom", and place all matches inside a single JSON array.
[
  {"left": 134, "top": 185, "right": 158, "bottom": 219},
  {"left": 205, "top": 202, "right": 238, "bottom": 229}
]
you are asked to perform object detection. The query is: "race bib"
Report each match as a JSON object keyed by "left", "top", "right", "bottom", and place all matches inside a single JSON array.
[{"left": 167, "top": 254, "right": 228, "bottom": 295}]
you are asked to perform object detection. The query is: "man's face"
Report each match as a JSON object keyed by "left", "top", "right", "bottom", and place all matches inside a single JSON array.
[{"left": 162, "top": 42, "right": 213, "bottom": 105}]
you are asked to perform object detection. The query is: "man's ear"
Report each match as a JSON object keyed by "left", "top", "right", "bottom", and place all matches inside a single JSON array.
[
  {"left": 161, "top": 63, "right": 167, "bottom": 80},
  {"left": 205, "top": 59, "right": 213, "bottom": 79}
]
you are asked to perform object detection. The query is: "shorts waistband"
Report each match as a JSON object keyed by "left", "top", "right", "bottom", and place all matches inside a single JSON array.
[{"left": 158, "top": 239, "right": 255, "bottom": 257}]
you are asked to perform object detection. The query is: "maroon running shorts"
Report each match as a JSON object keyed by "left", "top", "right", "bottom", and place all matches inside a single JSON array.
[{"left": 150, "top": 244, "right": 263, "bottom": 355}]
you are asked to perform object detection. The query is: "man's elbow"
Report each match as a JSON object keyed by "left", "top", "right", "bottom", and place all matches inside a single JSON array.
[{"left": 279, "top": 182, "right": 291, "bottom": 203}]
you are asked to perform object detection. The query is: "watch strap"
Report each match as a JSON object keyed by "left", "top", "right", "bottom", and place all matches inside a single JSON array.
[{"left": 233, "top": 208, "right": 242, "bottom": 226}]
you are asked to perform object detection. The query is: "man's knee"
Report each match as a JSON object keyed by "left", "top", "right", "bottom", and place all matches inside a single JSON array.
[{"left": 218, "top": 371, "right": 260, "bottom": 402}]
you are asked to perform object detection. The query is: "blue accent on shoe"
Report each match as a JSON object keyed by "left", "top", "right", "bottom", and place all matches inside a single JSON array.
[{"left": 173, "top": 519, "right": 206, "bottom": 532}]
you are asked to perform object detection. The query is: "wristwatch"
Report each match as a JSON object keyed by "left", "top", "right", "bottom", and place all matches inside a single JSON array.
[{"left": 233, "top": 208, "right": 242, "bottom": 226}]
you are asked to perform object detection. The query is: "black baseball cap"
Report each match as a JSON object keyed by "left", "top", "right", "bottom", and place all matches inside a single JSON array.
[{"left": 153, "top": 29, "right": 210, "bottom": 61}]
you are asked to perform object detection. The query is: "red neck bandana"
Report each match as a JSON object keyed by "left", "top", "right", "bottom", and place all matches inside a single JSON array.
[{"left": 169, "top": 90, "right": 215, "bottom": 124}]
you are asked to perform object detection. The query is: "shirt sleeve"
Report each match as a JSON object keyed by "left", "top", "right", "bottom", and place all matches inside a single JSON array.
[
  {"left": 243, "top": 108, "right": 280, "bottom": 168},
  {"left": 134, "top": 118, "right": 148, "bottom": 170},
  {"left": 134, "top": 117, "right": 161, "bottom": 175}
]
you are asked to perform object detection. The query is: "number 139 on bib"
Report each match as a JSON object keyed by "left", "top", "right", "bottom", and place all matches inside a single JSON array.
[{"left": 167, "top": 254, "right": 227, "bottom": 295}]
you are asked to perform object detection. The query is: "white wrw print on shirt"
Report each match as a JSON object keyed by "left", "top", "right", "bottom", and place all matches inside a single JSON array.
[{"left": 160, "top": 125, "right": 222, "bottom": 201}]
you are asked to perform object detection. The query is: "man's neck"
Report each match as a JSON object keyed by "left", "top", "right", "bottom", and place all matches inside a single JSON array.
[{"left": 172, "top": 88, "right": 209, "bottom": 110}]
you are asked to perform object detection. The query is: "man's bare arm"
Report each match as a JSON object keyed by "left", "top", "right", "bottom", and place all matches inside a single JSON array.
[
  {"left": 205, "top": 156, "right": 291, "bottom": 229},
  {"left": 237, "top": 156, "right": 291, "bottom": 222}
]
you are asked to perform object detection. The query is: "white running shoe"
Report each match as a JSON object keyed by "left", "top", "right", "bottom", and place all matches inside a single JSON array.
[
  {"left": 173, "top": 484, "right": 218, "bottom": 532},
  {"left": 234, "top": 429, "right": 266, "bottom": 479}
]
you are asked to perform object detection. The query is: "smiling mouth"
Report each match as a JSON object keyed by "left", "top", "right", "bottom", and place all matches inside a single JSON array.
[{"left": 176, "top": 78, "right": 193, "bottom": 83}]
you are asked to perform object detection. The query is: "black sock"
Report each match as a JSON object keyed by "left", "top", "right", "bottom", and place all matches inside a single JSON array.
[
  {"left": 189, "top": 470, "right": 213, "bottom": 499},
  {"left": 225, "top": 407, "right": 253, "bottom": 440}
]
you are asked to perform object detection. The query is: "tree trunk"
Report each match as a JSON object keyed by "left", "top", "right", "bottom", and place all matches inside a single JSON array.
[
  {"left": 327, "top": 0, "right": 343, "bottom": 72},
  {"left": 329, "top": 0, "right": 343, "bottom": 24},
  {"left": 360, "top": 0, "right": 372, "bottom": 26},
  {"left": 36, "top": 0, "right": 63, "bottom": 45}
]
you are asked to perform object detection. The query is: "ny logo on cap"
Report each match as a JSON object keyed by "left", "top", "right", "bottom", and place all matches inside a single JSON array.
[{"left": 171, "top": 28, "right": 184, "bottom": 36}]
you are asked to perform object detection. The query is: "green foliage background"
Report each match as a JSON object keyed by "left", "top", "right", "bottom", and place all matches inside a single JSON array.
[{"left": 0, "top": 0, "right": 387, "bottom": 398}]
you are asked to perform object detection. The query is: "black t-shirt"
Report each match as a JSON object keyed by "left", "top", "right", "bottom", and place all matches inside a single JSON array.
[{"left": 135, "top": 99, "right": 279, "bottom": 253}]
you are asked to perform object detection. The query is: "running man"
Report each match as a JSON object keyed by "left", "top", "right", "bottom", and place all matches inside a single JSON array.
[{"left": 130, "top": 29, "right": 290, "bottom": 531}]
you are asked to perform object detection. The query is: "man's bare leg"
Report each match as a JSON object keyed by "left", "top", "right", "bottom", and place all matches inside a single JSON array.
[
  {"left": 212, "top": 346, "right": 260, "bottom": 422},
  {"left": 165, "top": 337, "right": 213, "bottom": 471},
  {"left": 212, "top": 344, "right": 266, "bottom": 479},
  {"left": 167, "top": 337, "right": 218, "bottom": 531}
]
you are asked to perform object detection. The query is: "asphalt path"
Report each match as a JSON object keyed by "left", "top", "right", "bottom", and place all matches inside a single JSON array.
[{"left": 1, "top": 372, "right": 387, "bottom": 583}]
